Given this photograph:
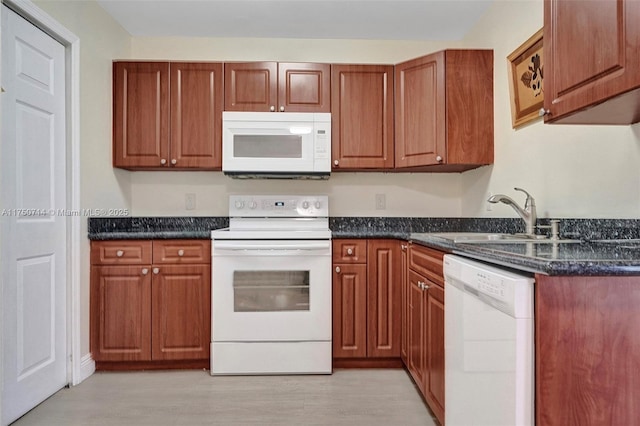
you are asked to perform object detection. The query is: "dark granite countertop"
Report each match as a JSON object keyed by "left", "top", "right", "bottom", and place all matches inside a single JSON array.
[
  {"left": 410, "top": 234, "right": 640, "bottom": 276},
  {"left": 89, "top": 216, "right": 640, "bottom": 276}
]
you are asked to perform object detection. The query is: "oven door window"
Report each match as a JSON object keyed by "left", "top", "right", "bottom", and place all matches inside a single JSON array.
[{"left": 233, "top": 270, "right": 310, "bottom": 312}]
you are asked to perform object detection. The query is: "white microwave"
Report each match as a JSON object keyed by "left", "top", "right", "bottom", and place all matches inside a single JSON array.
[{"left": 222, "top": 112, "right": 331, "bottom": 179}]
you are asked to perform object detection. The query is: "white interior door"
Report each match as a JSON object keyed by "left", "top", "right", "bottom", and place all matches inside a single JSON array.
[{"left": 1, "top": 5, "right": 68, "bottom": 424}]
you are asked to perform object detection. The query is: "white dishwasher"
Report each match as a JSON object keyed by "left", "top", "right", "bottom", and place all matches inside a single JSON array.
[{"left": 443, "top": 255, "right": 534, "bottom": 426}]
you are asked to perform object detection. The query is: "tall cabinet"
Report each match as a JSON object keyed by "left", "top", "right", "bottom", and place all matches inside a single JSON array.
[{"left": 113, "top": 61, "right": 223, "bottom": 170}]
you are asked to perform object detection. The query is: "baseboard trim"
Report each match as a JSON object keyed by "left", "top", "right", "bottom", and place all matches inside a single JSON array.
[{"left": 79, "top": 353, "right": 95, "bottom": 383}]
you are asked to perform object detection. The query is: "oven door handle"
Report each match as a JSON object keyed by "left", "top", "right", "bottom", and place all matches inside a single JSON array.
[{"left": 213, "top": 242, "right": 331, "bottom": 251}]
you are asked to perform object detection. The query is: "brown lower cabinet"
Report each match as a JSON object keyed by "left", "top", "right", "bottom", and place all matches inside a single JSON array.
[
  {"left": 406, "top": 243, "right": 445, "bottom": 425},
  {"left": 90, "top": 240, "right": 211, "bottom": 369},
  {"left": 332, "top": 239, "right": 402, "bottom": 365}
]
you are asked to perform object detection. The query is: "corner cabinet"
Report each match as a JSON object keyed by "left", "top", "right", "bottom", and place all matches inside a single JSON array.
[
  {"left": 224, "top": 62, "right": 330, "bottom": 112},
  {"left": 113, "top": 62, "right": 223, "bottom": 170},
  {"left": 330, "top": 65, "right": 395, "bottom": 170},
  {"left": 395, "top": 50, "right": 494, "bottom": 171},
  {"left": 543, "top": 0, "right": 640, "bottom": 124},
  {"left": 406, "top": 243, "right": 445, "bottom": 426},
  {"left": 332, "top": 239, "right": 402, "bottom": 366},
  {"left": 90, "top": 239, "right": 211, "bottom": 369}
]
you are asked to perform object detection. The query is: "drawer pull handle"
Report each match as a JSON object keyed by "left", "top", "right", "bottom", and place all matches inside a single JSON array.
[
  {"left": 178, "top": 249, "right": 185, "bottom": 257},
  {"left": 346, "top": 248, "right": 353, "bottom": 256},
  {"left": 116, "top": 250, "right": 124, "bottom": 257},
  {"left": 153, "top": 267, "right": 160, "bottom": 275},
  {"left": 335, "top": 266, "right": 341, "bottom": 273},
  {"left": 141, "top": 268, "right": 149, "bottom": 275}
]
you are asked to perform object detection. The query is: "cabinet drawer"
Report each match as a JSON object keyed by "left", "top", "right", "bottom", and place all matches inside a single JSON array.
[
  {"left": 332, "top": 239, "right": 367, "bottom": 264},
  {"left": 91, "top": 241, "right": 152, "bottom": 265},
  {"left": 152, "top": 240, "right": 211, "bottom": 264},
  {"left": 408, "top": 244, "right": 445, "bottom": 286}
]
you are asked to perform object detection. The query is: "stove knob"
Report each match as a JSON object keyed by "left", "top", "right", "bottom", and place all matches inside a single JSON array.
[
  {"left": 234, "top": 200, "right": 245, "bottom": 209},
  {"left": 302, "top": 201, "right": 310, "bottom": 209},
  {"left": 314, "top": 201, "right": 322, "bottom": 209},
  {"left": 248, "top": 201, "right": 257, "bottom": 209}
]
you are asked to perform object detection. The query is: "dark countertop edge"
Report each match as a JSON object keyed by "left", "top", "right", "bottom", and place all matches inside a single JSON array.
[
  {"left": 88, "top": 231, "right": 211, "bottom": 240},
  {"left": 409, "top": 234, "right": 640, "bottom": 277}
]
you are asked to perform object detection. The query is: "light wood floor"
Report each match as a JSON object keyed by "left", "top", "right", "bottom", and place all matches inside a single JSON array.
[{"left": 13, "top": 369, "right": 438, "bottom": 425}]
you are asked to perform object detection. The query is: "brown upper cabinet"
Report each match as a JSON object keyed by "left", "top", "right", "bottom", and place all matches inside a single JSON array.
[
  {"left": 543, "top": 0, "right": 640, "bottom": 124},
  {"left": 224, "top": 62, "right": 330, "bottom": 112},
  {"left": 331, "top": 65, "right": 395, "bottom": 170},
  {"left": 395, "top": 50, "right": 494, "bottom": 171},
  {"left": 113, "top": 62, "right": 223, "bottom": 170}
]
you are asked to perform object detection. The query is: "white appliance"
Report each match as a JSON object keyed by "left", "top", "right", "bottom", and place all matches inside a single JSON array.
[
  {"left": 222, "top": 112, "right": 331, "bottom": 179},
  {"left": 443, "top": 255, "right": 534, "bottom": 426},
  {"left": 211, "top": 195, "right": 332, "bottom": 375}
]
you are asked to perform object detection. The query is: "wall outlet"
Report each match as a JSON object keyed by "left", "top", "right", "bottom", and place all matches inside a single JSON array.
[
  {"left": 185, "top": 193, "right": 196, "bottom": 210},
  {"left": 375, "top": 193, "right": 386, "bottom": 210}
]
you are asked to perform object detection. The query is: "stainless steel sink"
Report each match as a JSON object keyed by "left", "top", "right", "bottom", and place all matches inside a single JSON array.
[{"left": 427, "top": 232, "right": 581, "bottom": 244}]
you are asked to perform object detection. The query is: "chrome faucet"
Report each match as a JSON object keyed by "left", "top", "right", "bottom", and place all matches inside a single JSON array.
[{"left": 487, "top": 187, "right": 537, "bottom": 235}]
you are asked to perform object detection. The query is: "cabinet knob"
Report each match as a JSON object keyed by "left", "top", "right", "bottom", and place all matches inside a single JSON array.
[
  {"left": 539, "top": 108, "right": 551, "bottom": 117},
  {"left": 270, "top": 105, "right": 276, "bottom": 112},
  {"left": 401, "top": 244, "right": 407, "bottom": 250},
  {"left": 335, "top": 266, "right": 341, "bottom": 273},
  {"left": 346, "top": 248, "right": 353, "bottom": 255},
  {"left": 152, "top": 267, "right": 160, "bottom": 275},
  {"left": 141, "top": 268, "right": 149, "bottom": 275},
  {"left": 171, "top": 159, "right": 177, "bottom": 165},
  {"left": 279, "top": 106, "right": 285, "bottom": 112},
  {"left": 178, "top": 249, "right": 185, "bottom": 257},
  {"left": 160, "top": 158, "right": 167, "bottom": 165},
  {"left": 436, "top": 155, "right": 443, "bottom": 163},
  {"left": 334, "top": 160, "right": 339, "bottom": 166},
  {"left": 116, "top": 250, "right": 124, "bottom": 257}
]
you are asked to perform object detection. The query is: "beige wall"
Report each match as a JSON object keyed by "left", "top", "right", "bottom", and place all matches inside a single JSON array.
[
  {"left": 33, "top": 0, "right": 132, "bottom": 356},
  {"left": 459, "top": 0, "right": 640, "bottom": 219}
]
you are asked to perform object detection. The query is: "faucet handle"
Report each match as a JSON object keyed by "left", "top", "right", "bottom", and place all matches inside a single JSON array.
[{"left": 514, "top": 187, "right": 535, "bottom": 208}]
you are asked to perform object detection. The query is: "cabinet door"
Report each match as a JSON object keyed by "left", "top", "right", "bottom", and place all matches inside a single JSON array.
[
  {"left": 367, "top": 240, "right": 401, "bottom": 358},
  {"left": 113, "top": 62, "right": 169, "bottom": 168},
  {"left": 151, "top": 264, "right": 211, "bottom": 360},
  {"left": 331, "top": 65, "right": 394, "bottom": 169},
  {"left": 400, "top": 243, "right": 408, "bottom": 364},
  {"left": 224, "top": 62, "right": 277, "bottom": 112},
  {"left": 544, "top": 0, "right": 640, "bottom": 124},
  {"left": 278, "top": 63, "right": 330, "bottom": 112},
  {"left": 395, "top": 52, "right": 445, "bottom": 168},
  {"left": 91, "top": 266, "right": 152, "bottom": 361},
  {"left": 332, "top": 263, "right": 367, "bottom": 358},
  {"left": 407, "top": 270, "right": 426, "bottom": 393},
  {"left": 170, "top": 63, "right": 223, "bottom": 169},
  {"left": 425, "top": 282, "right": 445, "bottom": 425}
]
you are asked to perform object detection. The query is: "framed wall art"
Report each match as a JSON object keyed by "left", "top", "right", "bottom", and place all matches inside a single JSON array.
[{"left": 507, "top": 28, "right": 544, "bottom": 128}]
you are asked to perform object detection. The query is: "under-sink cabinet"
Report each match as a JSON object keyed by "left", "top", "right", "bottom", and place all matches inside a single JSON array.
[
  {"left": 113, "top": 61, "right": 223, "bottom": 170},
  {"left": 332, "top": 239, "right": 402, "bottom": 366},
  {"left": 90, "top": 239, "right": 211, "bottom": 369},
  {"left": 406, "top": 243, "right": 445, "bottom": 425}
]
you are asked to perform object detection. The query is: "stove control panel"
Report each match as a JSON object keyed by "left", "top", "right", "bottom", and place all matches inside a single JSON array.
[{"left": 228, "top": 195, "right": 329, "bottom": 217}]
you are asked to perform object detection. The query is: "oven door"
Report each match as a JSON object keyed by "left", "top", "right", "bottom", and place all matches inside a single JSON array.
[{"left": 212, "top": 239, "right": 331, "bottom": 342}]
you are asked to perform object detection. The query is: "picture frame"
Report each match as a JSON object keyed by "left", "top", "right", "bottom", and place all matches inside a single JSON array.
[{"left": 507, "top": 28, "right": 544, "bottom": 128}]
